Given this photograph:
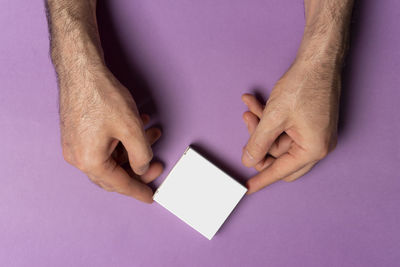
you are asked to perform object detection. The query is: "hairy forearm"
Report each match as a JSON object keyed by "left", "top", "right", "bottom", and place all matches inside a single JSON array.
[
  {"left": 297, "top": 0, "right": 355, "bottom": 66},
  {"left": 45, "top": 0, "right": 104, "bottom": 84}
]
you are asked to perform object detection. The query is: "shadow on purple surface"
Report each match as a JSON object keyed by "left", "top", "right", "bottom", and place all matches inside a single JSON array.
[
  {"left": 251, "top": 87, "right": 269, "bottom": 106},
  {"left": 97, "top": 1, "right": 160, "bottom": 118},
  {"left": 96, "top": 1, "right": 167, "bottom": 185},
  {"left": 340, "top": 0, "right": 368, "bottom": 136}
]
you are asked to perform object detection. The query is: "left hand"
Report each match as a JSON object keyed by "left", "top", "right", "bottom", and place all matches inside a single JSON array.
[{"left": 241, "top": 59, "right": 341, "bottom": 194}]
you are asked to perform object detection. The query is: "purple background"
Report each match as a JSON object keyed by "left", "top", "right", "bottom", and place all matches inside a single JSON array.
[{"left": 1, "top": 0, "right": 399, "bottom": 266}]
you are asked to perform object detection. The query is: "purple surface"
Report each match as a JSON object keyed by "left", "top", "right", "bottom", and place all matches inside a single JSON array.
[{"left": 1, "top": 0, "right": 399, "bottom": 266}]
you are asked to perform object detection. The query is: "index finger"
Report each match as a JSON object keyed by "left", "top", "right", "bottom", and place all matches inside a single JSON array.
[{"left": 246, "top": 146, "right": 309, "bottom": 194}]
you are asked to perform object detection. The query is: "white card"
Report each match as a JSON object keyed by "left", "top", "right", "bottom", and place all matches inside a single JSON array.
[{"left": 153, "top": 146, "right": 247, "bottom": 240}]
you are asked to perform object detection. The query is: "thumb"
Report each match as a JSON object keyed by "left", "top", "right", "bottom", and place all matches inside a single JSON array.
[{"left": 242, "top": 115, "right": 283, "bottom": 167}]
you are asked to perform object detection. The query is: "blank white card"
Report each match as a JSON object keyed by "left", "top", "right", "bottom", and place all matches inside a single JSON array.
[{"left": 153, "top": 147, "right": 247, "bottom": 240}]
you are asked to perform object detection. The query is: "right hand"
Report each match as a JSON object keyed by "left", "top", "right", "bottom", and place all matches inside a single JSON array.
[{"left": 60, "top": 67, "right": 163, "bottom": 203}]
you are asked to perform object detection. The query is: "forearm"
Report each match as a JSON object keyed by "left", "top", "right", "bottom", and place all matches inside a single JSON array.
[
  {"left": 297, "top": 0, "right": 355, "bottom": 66},
  {"left": 45, "top": 0, "right": 105, "bottom": 84}
]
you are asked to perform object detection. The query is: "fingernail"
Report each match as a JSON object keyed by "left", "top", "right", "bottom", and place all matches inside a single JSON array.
[
  {"left": 244, "top": 149, "right": 254, "bottom": 162},
  {"left": 138, "top": 164, "right": 149, "bottom": 174}
]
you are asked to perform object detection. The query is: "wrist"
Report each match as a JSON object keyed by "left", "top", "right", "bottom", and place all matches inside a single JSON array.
[
  {"left": 296, "top": 0, "right": 354, "bottom": 68},
  {"left": 47, "top": 0, "right": 105, "bottom": 81},
  {"left": 51, "top": 32, "right": 108, "bottom": 93},
  {"left": 295, "top": 35, "right": 347, "bottom": 69},
  {"left": 51, "top": 34, "right": 105, "bottom": 73},
  {"left": 294, "top": 18, "right": 351, "bottom": 73}
]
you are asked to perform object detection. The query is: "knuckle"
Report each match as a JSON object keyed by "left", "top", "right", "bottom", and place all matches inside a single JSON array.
[
  {"left": 248, "top": 139, "right": 265, "bottom": 155},
  {"left": 121, "top": 117, "right": 143, "bottom": 137},
  {"left": 74, "top": 151, "right": 103, "bottom": 173},
  {"left": 102, "top": 185, "right": 115, "bottom": 192},
  {"left": 134, "top": 151, "right": 153, "bottom": 168},
  {"left": 263, "top": 106, "right": 286, "bottom": 125},
  {"left": 92, "top": 177, "right": 116, "bottom": 192},
  {"left": 314, "top": 145, "right": 330, "bottom": 160},
  {"left": 144, "top": 149, "right": 154, "bottom": 162},
  {"left": 103, "top": 158, "right": 118, "bottom": 173},
  {"left": 308, "top": 135, "right": 334, "bottom": 161},
  {"left": 310, "top": 133, "right": 338, "bottom": 161}
]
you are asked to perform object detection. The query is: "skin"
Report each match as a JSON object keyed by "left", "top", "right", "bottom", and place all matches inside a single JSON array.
[
  {"left": 242, "top": 0, "right": 354, "bottom": 194},
  {"left": 45, "top": 0, "right": 354, "bottom": 202},
  {"left": 45, "top": 0, "right": 162, "bottom": 203}
]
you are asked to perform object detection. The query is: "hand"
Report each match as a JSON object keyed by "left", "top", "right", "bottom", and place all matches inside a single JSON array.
[
  {"left": 241, "top": 60, "right": 340, "bottom": 194},
  {"left": 60, "top": 67, "right": 163, "bottom": 203}
]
